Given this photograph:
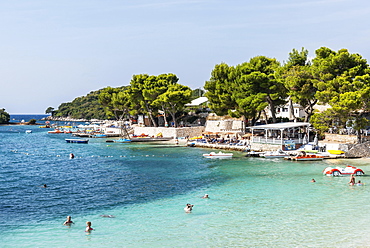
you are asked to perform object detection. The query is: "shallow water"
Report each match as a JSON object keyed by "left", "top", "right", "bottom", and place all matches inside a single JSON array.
[{"left": 1, "top": 120, "right": 370, "bottom": 247}]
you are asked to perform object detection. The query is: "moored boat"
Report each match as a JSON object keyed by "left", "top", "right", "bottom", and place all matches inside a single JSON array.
[
  {"left": 65, "top": 138, "right": 89, "bottom": 144},
  {"left": 285, "top": 151, "right": 324, "bottom": 161},
  {"left": 262, "top": 149, "right": 288, "bottom": 158},
  {"left": 48, "top": 129, "right": 64, "bottom": 134},
  {"left": 113, "top": 138, "right": 131, "bottom": 143},
  {"left": 203, "top": 151, "right": 233, "bottom": 158}
]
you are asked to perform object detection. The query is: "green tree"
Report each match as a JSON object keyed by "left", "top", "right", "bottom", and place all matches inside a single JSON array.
[
  {"left": 311, "top": 47, "right": 370, "bottom": 140},
  {"left": 280, "top": 48, "right": 318, "bottom": 122},
  {"left": 99, "top": 86, "right": 131, "bottom": 137},
  {"left": 233, "top": 56, "right": 286, "bottom": 124},
  {"left": 204, "top": 63, "right": 237, "bottom": 116},
  {"left": 142, "top": 73, "right": 179, "bottom": 127},
  {"left": 154, "top": 84, "right": 192, "bottom": 127},
  {"left": 128, "top": 74, "right": 158, "bottom": 127},
  {"left": 45, "top": 107, "right": 54, "bottom": 115},
  {"left": 0, "top": 108, "right": 10, "bottom": 124}
]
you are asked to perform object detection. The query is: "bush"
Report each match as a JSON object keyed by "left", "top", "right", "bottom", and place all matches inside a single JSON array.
[
  {"left": 28, "top": 119, "right": 37, "bottom": 124},
  {"left": 0, "top": 108, "right": 10, "bottom": 124}
]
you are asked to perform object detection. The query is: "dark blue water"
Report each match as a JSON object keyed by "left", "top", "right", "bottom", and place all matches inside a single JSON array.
[
  {"left": 10, "top": 114, "right": 50, "bottom": 123},
  {"left": 0, "top": 119, "right": 223, "bottom": 233}
]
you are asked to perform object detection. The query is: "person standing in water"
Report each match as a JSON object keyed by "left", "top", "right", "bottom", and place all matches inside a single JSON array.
[
  {"left": 63, "top": 216, "right": 74, "bottom": 226},
  {"left": 349, "top": 174, "right": 356, "bottom": 185}
]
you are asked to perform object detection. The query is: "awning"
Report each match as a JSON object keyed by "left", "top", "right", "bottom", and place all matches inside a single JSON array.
[{"left": 248, "top": 122, "right": 310, "bottom": 130}]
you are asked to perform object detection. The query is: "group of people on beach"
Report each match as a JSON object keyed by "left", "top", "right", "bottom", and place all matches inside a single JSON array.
[{"left": 63, "top": 216, "right": 93, "bottom": 233}]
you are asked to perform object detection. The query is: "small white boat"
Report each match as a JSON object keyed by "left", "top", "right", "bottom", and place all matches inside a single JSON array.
[
  {"left": 262, "top": 149, "right": 287, "bottom": 158},
  {"left": 203, "top": 151, "right": 233, "bottom": 158},
  {"left": 25, "top": 130, "right": 32, "bottom": 134}
]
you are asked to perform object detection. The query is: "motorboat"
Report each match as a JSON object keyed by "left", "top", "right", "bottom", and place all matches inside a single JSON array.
[
  {"left": 48, "top": 129, "right": 64, "bottom": 134},
  {"left": 203, "top": 151, "right": 233, "bottom": 158},
  {"left": 323, "top": 165, "right": 364, "bottom": 176},
  {"left": 65, "top": 138, "right": 89, "bottom": 144},
  {"left": 114, "top": 138, "right": 131, "bottom": 143},
  {"left": 25, "top": 130, "right": 32, "bottom": 134},
  {"left": 291, "top": 154, "right": 324, "bottom": 161},
  {"left": 262, "top": 149, "right": 288, "bottom": 158},
  {"left": 285, "top": 151, "right": 324, "bottom": 161}
]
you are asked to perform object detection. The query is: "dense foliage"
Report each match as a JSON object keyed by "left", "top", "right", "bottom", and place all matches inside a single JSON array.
[
  {"left": 99, "top": 73, "right": 192, "bottom": 127},
  {"left": 0, "top": 108, "right": 10, "bottom": 124},
  {"left": 204, "top": 47, "right": 370, "bottom": 137},
  {"left": 52, "top": 89, "right": 109, "bottom": 120}
]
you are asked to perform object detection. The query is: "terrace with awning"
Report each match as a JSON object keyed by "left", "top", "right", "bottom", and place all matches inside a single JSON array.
[{"left": 248, "top": 122, "right": 311, "bottom": 150}]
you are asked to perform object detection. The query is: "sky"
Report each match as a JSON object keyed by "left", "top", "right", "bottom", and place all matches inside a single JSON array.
[{"left": 1, "top": 0, "right": 370, "bottom": 114}]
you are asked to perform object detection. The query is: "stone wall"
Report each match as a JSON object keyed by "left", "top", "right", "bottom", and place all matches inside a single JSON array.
[
  {"left": 250, "top": 143, "right": 282, "bottom": 152},
  {"left": 133, "top": 126, "right": 204, "bottom": 138},
  {"left": 205, "top": 120, "right": 243, "bottom": 132},
  {"left": 323, "top": 133, "right": 357, "bottom": 144}
]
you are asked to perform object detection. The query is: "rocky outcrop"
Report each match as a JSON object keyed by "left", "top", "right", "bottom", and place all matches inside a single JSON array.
[{"left": 345, "top": 141, "right": 370, "bottom": 158}]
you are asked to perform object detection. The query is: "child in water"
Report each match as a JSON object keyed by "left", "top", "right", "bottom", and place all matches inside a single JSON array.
[{"left": 85, "top": 221, "right": 94, "bottom": 233}]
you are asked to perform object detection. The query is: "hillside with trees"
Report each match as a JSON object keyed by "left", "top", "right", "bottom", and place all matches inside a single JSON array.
[
  {"left": 51, "top": 89, "right": 109, "bottom": 120},
  {"left": 50, "top": 73, "right": 196, "bottom": 126}
]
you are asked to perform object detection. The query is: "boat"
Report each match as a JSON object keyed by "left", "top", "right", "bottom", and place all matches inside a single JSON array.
[
  {"left": 262, "top": 149, "right": 288, "bottom": 158},
  {"left": 113, "top": 138, "right": 131, "bottom": 143},
  {"left": 323, "top": 165, "right": 364, "bottom": 176},
  {"left": 48, "top": 129, "right": 64, "bottom": 134},
  {"left": 285, "top": 152, "right": 324, "bottom": 161},
  {"left": 327, "top": 150, "right": 345, "bottom": 155},
  {"left": 65, "top": 138, "right": 89, "bottom": 144},
  {"left": 203, "top": 151, "right": 233, "bottom": 158},
  {"left": 92, "top": 134, "right": 107, "bottom": 138},
  {"left": 25, "top": 130, "right": 32, "bottom": 134}
]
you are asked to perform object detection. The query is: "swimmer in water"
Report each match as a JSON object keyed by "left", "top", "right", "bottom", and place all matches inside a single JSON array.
[
  {"left": 43, "top": 184, "right": 47, "bottom": 188},
  {"left": 184, "top": 204, "right": 194, "bottom": 213},
  {"left": 311, "top": 179, "right": 316, "bottom": 183},
  {"left": 202, "top": 194, "right": 209, "bottom": 198},
  {"left": 69, "top": 153, "right": 75, "bottom": 159},
  {"left": 349, "top": 174, "right": 356, "bottom": 186},
  {"left": 85, "top": 221, "right": 94, "bottom": 233},
  {"left": 357, "top": 180, "right": 363, "bottom": 186},
  {"left": 63, "top": 216, "right": 74, "bottom": 226}
]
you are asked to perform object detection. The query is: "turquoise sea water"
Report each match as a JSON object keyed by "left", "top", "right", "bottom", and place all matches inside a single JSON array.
[{"left": 1, "top": 116, "right": 370, "bottom": 247}]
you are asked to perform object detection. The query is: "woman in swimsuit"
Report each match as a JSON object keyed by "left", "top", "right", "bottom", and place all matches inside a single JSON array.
[{"left": 63, "top": 216, "right": 74, "bottom": 226}]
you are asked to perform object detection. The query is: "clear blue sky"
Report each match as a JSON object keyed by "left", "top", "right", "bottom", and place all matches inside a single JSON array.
[{"left": 1, "top": 0, "right": 369, "bottom": 114}]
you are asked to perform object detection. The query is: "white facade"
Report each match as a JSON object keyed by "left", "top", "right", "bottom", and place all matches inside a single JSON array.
[{"left": 265, "top": 103, "right": 306, "bottom": 120}]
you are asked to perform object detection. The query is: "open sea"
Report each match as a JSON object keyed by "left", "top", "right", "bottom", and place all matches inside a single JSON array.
[{"left": 2, "top": 115, "right": 370, "bottom": 247}]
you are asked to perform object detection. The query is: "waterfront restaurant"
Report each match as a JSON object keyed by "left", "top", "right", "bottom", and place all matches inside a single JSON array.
[{"left": 248, "top": 122, "right": 311, "bottom": 150}]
